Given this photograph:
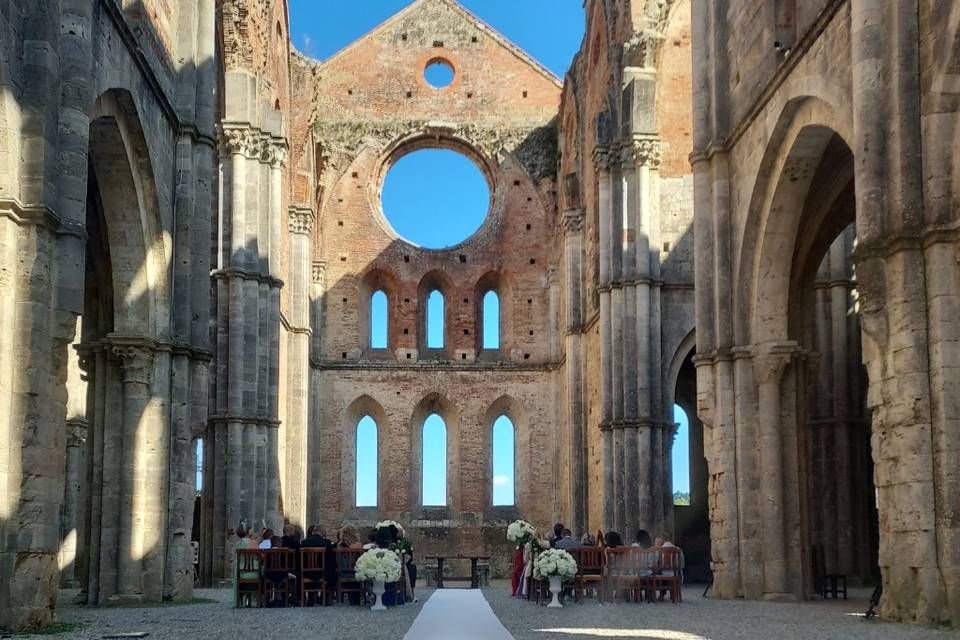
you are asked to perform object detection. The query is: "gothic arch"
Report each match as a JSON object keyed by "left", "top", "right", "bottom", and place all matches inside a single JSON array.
[
  {"left": 409, "top": 392, "right": 461, "bottom": 512},
  {"left": 88, "top": 88, "right": 168, "bottom": 338},
  {"left": 481, "top": 395, "right": 527, "bottom": 513},
  {"left": 359, "top": 267, "right": 400, "bottom": 353},
  {"left": 341, "top": 395, "right": 388, "bottom": 512},
  {"left": 474, "top": 271, "right": 513, "bottom": 356},
  {"left": 416, "top": 270, "right": 455, "bottom": 355},
  {"left": 735, "top": 95, "right": 853, "bottom": 346}
]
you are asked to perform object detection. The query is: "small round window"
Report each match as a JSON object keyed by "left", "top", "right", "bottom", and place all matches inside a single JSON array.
[{"left": 424, "top": 59, "right": 455, "bottom": 89}]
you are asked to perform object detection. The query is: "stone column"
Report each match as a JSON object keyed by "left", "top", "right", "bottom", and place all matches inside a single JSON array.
[
  {"left": 752, "top": 345, "right": 795, "bottom": 600},
  {"left": 561, "top": 209, "right": 586, "bottom": 534},
  {"left": 308, "top": 261, "right": 326, "bottom": 522},
  {"left": 285, "top": 207, "right": 314, "bottom": 529},
  {"left": 827, "top": 240, "right": 852, "bottom": 575},
  {"left": 630, "top": 137, "right": 662, "bottom": 531},
  {"left": 113, "top": 344, "right": 155, "bottom": 601},
  {"left": 595, "top": 146, "right": 615, "bottom": 530}
]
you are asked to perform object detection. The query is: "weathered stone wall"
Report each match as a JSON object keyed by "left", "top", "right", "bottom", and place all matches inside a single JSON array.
[
  {"left": 0, "top": 0, "right": 215, "bottom": 628},
  {"left": 558, "top": 0, "right": 696, "bottom": 542},
  {"left": 692, "top": 0, "right": 960, "bottom": 625}
]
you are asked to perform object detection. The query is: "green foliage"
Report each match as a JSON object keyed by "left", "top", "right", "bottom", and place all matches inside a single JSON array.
[{"left": 673, "top": 491, "right": 691, "bottom": 506}]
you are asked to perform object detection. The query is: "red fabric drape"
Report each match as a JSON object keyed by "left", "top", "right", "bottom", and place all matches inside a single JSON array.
[{"left": 510, "top": 546, "right": 524, "bottom": 596}]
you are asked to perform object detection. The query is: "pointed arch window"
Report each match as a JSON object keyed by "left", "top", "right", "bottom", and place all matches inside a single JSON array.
[
  {"left": 370, "top": 289, "right": 388, "bottom": 349},
  {"left": 672, "top": 405, "right": 690, "bottom": 506},
  {"left": 492, "top": 415, "right": 515, "bottom": 506},
  {"left": 482, "top": 290, "right": 500, "bottom": 350},
  {"left": 427, "top": 290, "right": 445, "bottom": 349},
  {"left": 356, "top": 415, "right": 378, "bottom": 507},
  {"left": 422, "top": 413, "right": 447, "bottom": 506}
]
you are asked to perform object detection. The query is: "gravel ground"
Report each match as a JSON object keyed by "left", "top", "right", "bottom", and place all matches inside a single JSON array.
[
  {"left": 482, "top": 583, "right": 958, "bottom": 640},
  {"left": 12, "top": 588, "right": 434, "bottom": 640}
]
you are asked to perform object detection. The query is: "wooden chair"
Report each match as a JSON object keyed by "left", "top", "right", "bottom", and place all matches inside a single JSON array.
[
  {"left": 571, "top": 547, "right": 605, "bottom": 603},
  {"left": 235, "top": 549, "right": 262, "bottom": 608},
  {"left": 635, "top": 547, "right": 659, "bottom": 603},
  {"left": 651, "top": 547, "right": 683, "bottom": 603},
  {"left": 262, "top": 548, "right": 295, "bottom": 607},
  {"left": 335, "top": 548, "right": 366, "bottom": 606},
  {"left": 812, "top": 544, "right": 847, "bottom": 600},
  {"left": 301, "top": 548, "right": 327, "bottom": 606},
  {"left": 603, "top": 547, "right": 640, "bottom": 603}
]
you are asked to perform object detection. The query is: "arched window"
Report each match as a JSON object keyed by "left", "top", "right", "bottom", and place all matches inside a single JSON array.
[
  {"left": 356, "top": 416, "right": 378, "bottom": 507},
  {"left": 422, "top": 413, "right": 447, "bottom": 506},
  {"left": 195, "top": 438, "right": 203, "bottom": 492},
  {"left": 370, "top": 289, "right": 388, "bottom": 349},
  {"left": 672, "top": 404, "right": 690, "bottom": 505},
  {"left": 482, "top": 290, "right": 500, "bottom": 349},
  {"left": 492, "top": 415, "right": 514, "bottom": 505},
  {"left": 427, "top": 290, "right": 444, "bottom": 349}
]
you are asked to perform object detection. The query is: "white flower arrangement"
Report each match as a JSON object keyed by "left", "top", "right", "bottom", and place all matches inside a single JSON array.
[
  {"left": 533, "top": 549, "right": 578, "bottom": 580},
  {"left": 374, "top": 519, "right": 406, "bottom": 538},
  {"left": 506, "top": 519, "right": 537, "bottom": 543},
  {"left": 355, "top": 548, "right": 402, "bottom": 583}
]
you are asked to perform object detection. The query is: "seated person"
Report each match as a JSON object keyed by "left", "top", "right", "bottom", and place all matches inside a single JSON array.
[
  {"left": 554, "top": 529, "right": 580, "bottom": 550},
  {"left": 258, "top": 528, "right": 274, "bottom": 549},
  {"left": 654, "top": 536, "right": 686, "bottom": 601},
  {"left": 632, "top": 529, "right": 653, "bottom": 549}
]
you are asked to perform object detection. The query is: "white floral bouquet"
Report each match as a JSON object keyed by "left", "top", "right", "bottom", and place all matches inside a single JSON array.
[
  {"left": 375, "top": 519, "right": 406, "bottom": 538},
  {"left": 355, "top": 548, "right": 402, "bottom": 583},
  {"left": 533, "top": 549, "right": 578, "bottom": 580},
  {"left": 506, "top": 519, "right": 537, "bottom": 543}
]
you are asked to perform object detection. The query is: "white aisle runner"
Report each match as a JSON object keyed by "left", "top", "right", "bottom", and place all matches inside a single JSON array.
[{"left": 403, "top": 589, "right": 515, "bottom": 640}]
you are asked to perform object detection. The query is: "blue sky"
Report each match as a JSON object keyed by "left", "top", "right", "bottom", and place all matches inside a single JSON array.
[
  {"left": 288, "top": 0, "right": 585, "bottom": 78},
  {"left": 673, "top": 405, "right": 690, "bottom": 496}
]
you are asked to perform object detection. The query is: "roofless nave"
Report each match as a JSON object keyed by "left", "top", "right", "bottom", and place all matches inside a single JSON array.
[{"left": 0, "top": 0, "right": 957, "bottom": 630}]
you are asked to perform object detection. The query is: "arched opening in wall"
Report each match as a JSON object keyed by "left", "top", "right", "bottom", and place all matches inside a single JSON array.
[
  {"left": 422, "top": 413, "right": 447, "bottom": 506},
  {"left": 427, "top": 290, "right": 444, "bottom": 349},
  {"left": 380, "top": 146, "right": 490, "bottom": 249},
  {"left": 417, "top": 271, "right": 453, "bottom": 357},
  {"left": 370, "top": 290, "right": 388, "bottom": 349},
  {"left": 747, "top": 119, "right": 879, "bottom": 598},
  {"left": 360, "top": 269, "right": 398, "bottom": 355},
  {"left": 482, "top": 291, "right": 500, "bottom": 350},
  {"left": 195, "top": 438, "right": 204, "bottom": 492},
  {"left": 672, "top": 405, "right": 690, "bottom": 506},
  {"left": 798, "top": 219, "right": 878, "bottom": 589},
  {"left": 68, "top": 90, "right": 168, "bottom": 604},
  {"left": 492, "top": 415, "right": 515, "bottom": 506},
  {"left": 670, "top": 343, "right": 711, "bottom": 582},
  {"left": 356, "top": 416, "right": 378, "bottom": 507}
]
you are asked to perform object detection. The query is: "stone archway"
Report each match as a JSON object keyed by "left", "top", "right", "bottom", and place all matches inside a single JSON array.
[{"left": 70, "top": 89, "right": 184, "bottom": 606}]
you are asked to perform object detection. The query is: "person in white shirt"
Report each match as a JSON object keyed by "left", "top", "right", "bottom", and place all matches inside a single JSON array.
[{"left": 258, "top": 528, "right": 274, "bottom": 549}]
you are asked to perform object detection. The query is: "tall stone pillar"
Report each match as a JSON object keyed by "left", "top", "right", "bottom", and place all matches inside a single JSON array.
[
  {"left": 595, "top": 146, "right": 615, "bottom": 530},
  {"left": 629, "top": 137, "right": 662, "bottom": 533},
  {"left": 113, "top": 345, "right": 155, "bottom": 601},
  {"left": 561, "top": 208, "right": 586, "bottom": 534},
  {"left": 752, "top": 344, "right": 796, "bottom": 600},
  {"left": 285, "top": 207, "right": 314, "bottom": 529}
]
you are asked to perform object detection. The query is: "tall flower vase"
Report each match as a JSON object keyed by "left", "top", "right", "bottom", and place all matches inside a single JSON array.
[
  {"left": 371, "top": 580, "right": 387, "bottom": 611},
  {"left": 548, "top": 575, "right": 563, "bottom": 608}
]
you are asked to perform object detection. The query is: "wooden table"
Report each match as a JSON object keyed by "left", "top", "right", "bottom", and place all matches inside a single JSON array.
[{"left": 425, "top": 554, "right": 491, "bottom": 589}]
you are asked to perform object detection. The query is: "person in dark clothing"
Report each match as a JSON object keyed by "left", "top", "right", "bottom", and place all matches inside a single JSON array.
[
  {"left": 549, "top": 522, "right": 565, "bottom": 548},
  {"left": 301, "top": 525, "right": 334, "bottom": 606},
  {"left": 633, "top": 529, "right": 653, "bottom": 549},
  {"left": 281, "top": 523, "right": 302, "bottom": 551}
]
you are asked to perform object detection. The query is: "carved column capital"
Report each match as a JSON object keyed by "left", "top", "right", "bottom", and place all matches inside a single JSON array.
[
  {"left": 288, "top": 207, "right": 315, "bottom": 235},
  {"left": 112, "top": 345, "right": 154, "bottom": 385},
  {"left": 220, "top": 127, "right": 259, "bottom": 157},
  {"left": 312, "top": 261, "right": 327, "bottom": 285},
  {"left": 629, "top": 137, "right": 663, "bottom": 169},
  {"left": 66, "top": 418, "right": 88, "bottom": 447},
  {"left": 751, "top": 343, "right": 799, "bottom": 386},
  {"left": 266, "top": 142, "right": 288, "bottom": 169},
  {"left": 562, "top": 208, "right": 585, "bottom": 234},
  {"left": 592, "top": 145, "right": 613, "bottom": 173}
]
